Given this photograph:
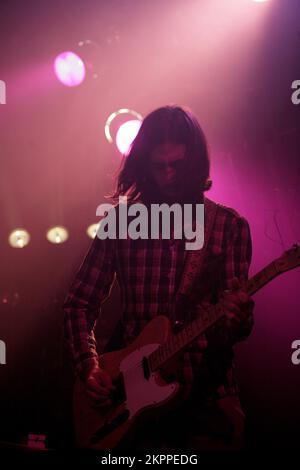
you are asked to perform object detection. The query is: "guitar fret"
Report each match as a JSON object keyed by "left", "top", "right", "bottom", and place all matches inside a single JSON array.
[
  {"left": 181, "top": 327, "right": 188, "bottom": 341},
  {"left": 172, "top": 335, "right": 179, "bottom": 350},
  {"left": 157, "top": 346, "right": 164, "bottom": 362},
  {"left": 185, "top": 324, "right": 193, "bottom": 338},
  {"left": 161, "top": 345, "right": 167, "bottom": 360},
  {"left": 247, "top": 261, "right": 279, "bottom": 295},
  {"left": 177, "top": 330, "right": 185, "bottom": 349}
]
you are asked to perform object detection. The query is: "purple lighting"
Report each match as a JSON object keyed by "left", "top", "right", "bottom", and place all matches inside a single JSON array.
[
  {"left": 116, "top": 120, "right": 142, "bottom": 155},
  {"left": 54, "top": 51, "right": 86, "bottom": 87}
]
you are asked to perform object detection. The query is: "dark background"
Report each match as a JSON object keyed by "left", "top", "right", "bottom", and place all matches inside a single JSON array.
[{"left": 0, "top": 0, "right": 300, "bottom": 450}]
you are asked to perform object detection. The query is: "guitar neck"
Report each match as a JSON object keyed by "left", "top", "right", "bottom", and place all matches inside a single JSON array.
[{"left": 149, "top": 259, "right": 281, "bottom": 373}]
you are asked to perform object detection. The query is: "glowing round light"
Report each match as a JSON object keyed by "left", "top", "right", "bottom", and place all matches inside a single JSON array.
[
  {"left": 86, "top": 223, "right": 100, "bottom": 239},
  {"left": 46, "top": 226, "right": 69, "bottom": 244},
  {"left": 54, "top": 51, "right": 86, "bottom": 87},
  {"left": 116, "top": 120, "right": 142, "bottom": 155},
  {"left": 104, "top": 108, "right": 143, "bottom": 143},
  {"left": 252, "top": 0, "right": 269, "bottom": 2},
  {"left": 9, "top": 229, "right": 30, "bottom": 248}
]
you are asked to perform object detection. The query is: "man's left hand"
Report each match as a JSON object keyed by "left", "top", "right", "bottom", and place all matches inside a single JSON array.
[{"left": 222, "top": 277, "right": 255, "bottom": 328}]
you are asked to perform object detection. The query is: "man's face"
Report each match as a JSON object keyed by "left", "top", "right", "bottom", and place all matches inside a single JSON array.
[{"left": 148, "top": 142, "right": 186, "bottom": 202}]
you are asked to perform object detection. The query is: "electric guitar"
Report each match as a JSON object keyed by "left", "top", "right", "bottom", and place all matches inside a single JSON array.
[{"left": 73, "top": 244, "right": 300, "bottom": 449}]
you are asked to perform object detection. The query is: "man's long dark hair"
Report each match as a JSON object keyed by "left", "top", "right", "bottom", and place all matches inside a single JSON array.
[{"left": 112, "top": 105, "right": 212, "bottom": 204}]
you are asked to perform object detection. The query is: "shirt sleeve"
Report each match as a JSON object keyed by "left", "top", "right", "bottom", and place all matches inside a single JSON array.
[
  {"left": 206, "top": 214, "right": 254, "bottom": 347},
  {"left": 63, "top": 235, "right": 116, "bottom": 379}
]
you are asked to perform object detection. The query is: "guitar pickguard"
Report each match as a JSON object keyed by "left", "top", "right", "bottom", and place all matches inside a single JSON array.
[{"left": 119, "top": 343, "right": 178, "bottom": 418}]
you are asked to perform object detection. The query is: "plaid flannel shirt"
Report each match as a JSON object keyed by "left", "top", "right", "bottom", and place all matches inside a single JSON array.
[{"left": 63, "top": 197, "right": 253, "bottom": 401}]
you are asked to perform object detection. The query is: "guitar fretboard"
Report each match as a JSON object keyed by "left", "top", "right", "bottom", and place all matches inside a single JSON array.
[{"left": 148, "top": 259, "right": 281, "bottom": 373}]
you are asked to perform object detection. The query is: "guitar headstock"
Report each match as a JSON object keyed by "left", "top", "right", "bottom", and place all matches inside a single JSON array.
[{"left": 275, "top": 244, "right": 300, "bottom": 273}]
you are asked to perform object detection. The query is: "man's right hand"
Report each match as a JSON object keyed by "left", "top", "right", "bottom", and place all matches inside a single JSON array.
[{"left": 84, "top": 365, "right": 115, "bottom": 409}]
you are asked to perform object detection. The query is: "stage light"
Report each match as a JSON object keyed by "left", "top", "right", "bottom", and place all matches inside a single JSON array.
[
  {"left": 252, "top": 0, "right": 269, "bottom": 3},
  {"left": 87, "top": 223, "right": 100, "bottom": 239},
  {"left": 104, "top": 108, "right": 143, "bottom": 144},
  {"left": 54, "top": 51, "right": 86, "bottom": 87},
  {"left": 116, "top": 120, "right": 142, "bottom": 155},
  {"left": 46, "top": 226, "right": 69, "bottom": 244},
  {"left": 9, "top": 229, "right": 30, "bottom": 248}
]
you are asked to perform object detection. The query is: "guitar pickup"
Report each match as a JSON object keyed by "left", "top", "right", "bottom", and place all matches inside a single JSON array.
[{"left": 111, "top": 373, "right": 126, "bottom": 405}]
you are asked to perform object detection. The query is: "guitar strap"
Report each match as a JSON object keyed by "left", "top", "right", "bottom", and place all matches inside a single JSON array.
[{"left": 172, "top": 196, "right": 219, "bottom": 328}]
